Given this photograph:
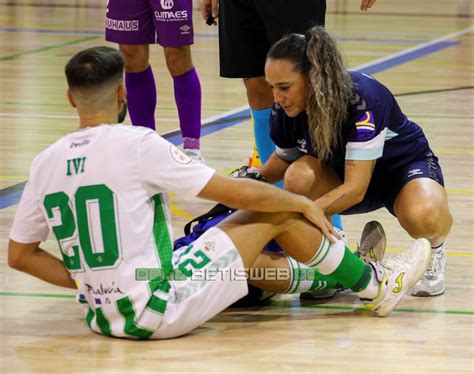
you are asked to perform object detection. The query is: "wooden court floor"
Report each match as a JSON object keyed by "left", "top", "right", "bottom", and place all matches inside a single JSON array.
[{"left": 0, "top": 0, "right": 473, "bottom": 372}]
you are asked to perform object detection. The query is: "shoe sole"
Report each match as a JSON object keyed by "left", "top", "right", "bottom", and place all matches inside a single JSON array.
[
  {"left": 411, "top": 289, "right": 445, "bottom": 297},
  {"left": 359, "top": 221, "right": 386, "bottom": 262},
  {"left": 404, "top": 238, "right": 432, "bottom": 291},
  {"left": 377, "top": 238, "right": 431, "bottom": 317}
]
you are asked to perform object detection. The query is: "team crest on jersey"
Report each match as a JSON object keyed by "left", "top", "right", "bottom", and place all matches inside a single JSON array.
[
  {"left": 170, "top": 145, "right": 192, "bottom": 165},
  {"left": 355, "top": 111, "right": 376, "bottom": 141},
  {"left": 203, "top": 241, "right": 216, "bottom": 251},
  {"left": 161, "top": 0, "right": 174, "bottom": 9}
]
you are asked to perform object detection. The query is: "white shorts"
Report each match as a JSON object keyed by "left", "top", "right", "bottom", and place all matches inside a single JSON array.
[{"left": 151, "top": 227, "right": 248, "bottom": 339}]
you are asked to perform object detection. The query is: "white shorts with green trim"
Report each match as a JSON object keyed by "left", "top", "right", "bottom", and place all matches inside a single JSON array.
[{"left": 152, "top": 227, "right": 248, "bottom": 339}]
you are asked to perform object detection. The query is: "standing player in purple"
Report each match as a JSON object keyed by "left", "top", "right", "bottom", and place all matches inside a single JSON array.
[
  {"left": 106, "top": 0, "right": 204, "bottom": 162},
  {"left": 262, "top": 27, "right": 453, "bottom": 296}
]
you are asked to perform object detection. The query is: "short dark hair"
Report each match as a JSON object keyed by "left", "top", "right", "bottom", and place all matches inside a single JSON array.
[{"left": 65, "top": 46, "right": 124, "bottom": 89}]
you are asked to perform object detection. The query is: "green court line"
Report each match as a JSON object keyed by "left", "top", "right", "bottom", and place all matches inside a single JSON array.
[
  {"left": 0, "top": 36, "right": 99, "bottom": 61},
  {"left": 269, "top": 301, "right": 474, "bottom": 316},
  {"left": 0, "top": 292, "right": 75, "bottom": 299},
  {"left": 2, "top": 292, "right": 472, "bottom": 315}
]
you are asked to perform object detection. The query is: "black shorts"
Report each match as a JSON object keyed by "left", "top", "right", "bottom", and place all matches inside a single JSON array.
[
  {"left": 218, "top": 0, "right": 326, "bottom": 78},
  {"left": 340, "top": 151, "right": 445, "bottom": 216}
]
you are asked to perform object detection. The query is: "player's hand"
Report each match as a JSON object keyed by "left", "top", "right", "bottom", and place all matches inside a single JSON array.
[
  {"left": 360, "top": 0, "right": 376, "bottom": 11},
  {"left": 302, "top": 202, "right": 341, "bottom": 244},
  {"left": 200, "top": 0, "right": 219, "bottom": 23}
]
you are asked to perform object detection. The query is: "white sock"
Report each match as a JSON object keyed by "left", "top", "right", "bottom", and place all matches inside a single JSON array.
[{"left": 356, "top": 269, "right": 380, "bottom": 300}]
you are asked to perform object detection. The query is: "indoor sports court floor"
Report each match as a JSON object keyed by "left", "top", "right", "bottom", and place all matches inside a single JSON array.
[{"left": 0, "top": 0, "right": 473, "bottom": 372}]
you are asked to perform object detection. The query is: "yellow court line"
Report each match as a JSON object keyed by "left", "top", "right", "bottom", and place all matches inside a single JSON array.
[
  {"left": 169, "top": 193, "right": 196, "bottom": 221},
  {"left": 446, "top": 189, "right": 474, "bottom": 195},
  {"left": 347, "top": 244, "right": 473, "bottom": 258},
  {"left": 435, "top": 149, "right": 474, "bottom": 154},
  {"left": 0, "top": 176, "right": 28, "bottom": 180},
  {"left": 385, "top": 248, "right": 473, "bottom": 258}
]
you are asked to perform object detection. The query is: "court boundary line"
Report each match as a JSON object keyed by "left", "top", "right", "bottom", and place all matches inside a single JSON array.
[{"left": 1, "top": 292, "right": 472, "bottom": 316}]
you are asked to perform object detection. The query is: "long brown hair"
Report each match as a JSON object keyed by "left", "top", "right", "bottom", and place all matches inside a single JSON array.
[{"left": 267, "top": 26, "right": 353, "bottom": 161}]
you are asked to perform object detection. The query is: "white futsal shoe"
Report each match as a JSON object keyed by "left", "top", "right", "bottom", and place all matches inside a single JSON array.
[
  {"left": 412, "top": 245, "right": 446, "bottom": 297},
  {"left": 184, "top": 149, "right": 206, "bottom": 164},
  {"left": 363, "top": 238, "right": 431, "bottom": 317}
]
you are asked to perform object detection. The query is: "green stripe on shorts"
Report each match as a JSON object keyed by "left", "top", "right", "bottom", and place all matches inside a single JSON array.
[{"left": 117, "top": 296, "right": 154, "bottom": 340}]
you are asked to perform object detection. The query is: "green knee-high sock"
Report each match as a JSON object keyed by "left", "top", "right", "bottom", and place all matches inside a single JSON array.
[
  {"left": 282, "top": 254, "right": 342, "bottom": 294},
  {"left": 305, "top": 237, "right": 373, "bottom": 292}
]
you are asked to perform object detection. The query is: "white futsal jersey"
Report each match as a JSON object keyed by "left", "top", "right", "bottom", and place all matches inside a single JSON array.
[{"left": 10, "top": 124, "right": 217, "bottom": 338}]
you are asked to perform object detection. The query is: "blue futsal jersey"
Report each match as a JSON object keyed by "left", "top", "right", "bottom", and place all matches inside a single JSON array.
[{"left": 270, "top": 71, "right": 444, "bottom": 214}]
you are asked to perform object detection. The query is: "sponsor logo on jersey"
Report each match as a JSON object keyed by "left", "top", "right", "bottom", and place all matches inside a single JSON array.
[
  {"left": 272, "top": 103, "right": 282, "bottom": 116},
  {"left": 161, "top": 0, "right": 174, "bottom": 9},
  {"left": 170, "top": 145, "right": 192, "bottom": 165},
  {"left": 70, "top": 139, "right": 90, "bottom": 148},
  {"left": 85, "top": 282, "right": 124, "bottom": 296},
  {"left": 355, "top": 111, "right": 376, "bottom": 141},
  {"left": 297, "top": 138, "right": 307, "bottom": 152},
  {"left": 180, "top": 24, "right": 191, "bottom": 34},
  {"left": 407, "top": 168, "right": 423, "bottom": 178},
  {"left": 351, "top": 93, "right": 367, "bottom": 111},
  {"left": 154, "top": 10, "right": 188, "bottom": 21},
  {"left": 105, "top": 17, "right": 139, "bottom": 31}
]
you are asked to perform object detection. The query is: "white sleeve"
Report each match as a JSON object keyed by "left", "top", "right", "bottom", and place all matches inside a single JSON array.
[
  {"left": 9, "top": 179, "right": 50, "bottom": 244},
  {"left": 345, "top": 128, "right": 387, "bottom": 160},
  {"left": 139, "top": 132, "right": 216, "bottom": 197},
  {"left": 275, "top": 146, "right": 306, "bottom": 162}
]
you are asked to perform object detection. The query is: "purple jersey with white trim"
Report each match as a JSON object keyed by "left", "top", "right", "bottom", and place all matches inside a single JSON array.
[{"left": 270, "top": 71, "right": 431, "bottom": 176}]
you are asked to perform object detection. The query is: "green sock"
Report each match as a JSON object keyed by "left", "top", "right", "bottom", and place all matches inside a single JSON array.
[
  {"left": 305, "top": 237, "right": 372, "bottom": 292},
  {"left": 283, "top": 254, "right": 341, "bottom": 294}
]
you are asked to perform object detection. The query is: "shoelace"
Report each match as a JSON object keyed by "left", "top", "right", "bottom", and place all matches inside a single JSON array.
[{"left": 425, "top": 250, "right": 444, "bottom": 277}]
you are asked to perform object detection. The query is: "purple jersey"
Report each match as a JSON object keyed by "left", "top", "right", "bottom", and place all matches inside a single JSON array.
[
  {"left": 105, "top": 0, "right": 193, "bottom": 47},
  {"left": 270, "top": 71, "right": 444, "bottom": 215}
]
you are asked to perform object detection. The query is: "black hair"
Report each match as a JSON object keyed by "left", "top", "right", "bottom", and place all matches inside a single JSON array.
[{"left": 65, "top": 46, "right": 124, "bottom": 89}]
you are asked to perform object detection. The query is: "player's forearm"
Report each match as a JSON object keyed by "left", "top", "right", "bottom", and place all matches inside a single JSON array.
[
  {"left": 259, "top": 152, "right": 290, "bottom": 184},
  {"left": 10, "top": 247, "right": 76, "bottom": 289},
  {"left": 227, "top": 178, "right": 312, "bottom": 214},
  {"left": 315, "top": 184, "right": 365, "bottom": 216}
]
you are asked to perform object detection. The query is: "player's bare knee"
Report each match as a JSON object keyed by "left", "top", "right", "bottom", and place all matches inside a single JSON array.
[
  {"left": 119, "top": 45, "right": 149, "bottom": 72},
  {"left": 283, "top": 164, "right": 314, "bottom": 195},
  {"left": 401, "top": 203, "right": 446, "bottom": 238},
  {"left": 164, "top": 46, "right": 193, "bottom": 76}
]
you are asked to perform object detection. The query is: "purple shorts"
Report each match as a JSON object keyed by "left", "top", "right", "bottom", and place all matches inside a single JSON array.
[{"left": 105, "top": 0, "right": 193, "bottom": 47}]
